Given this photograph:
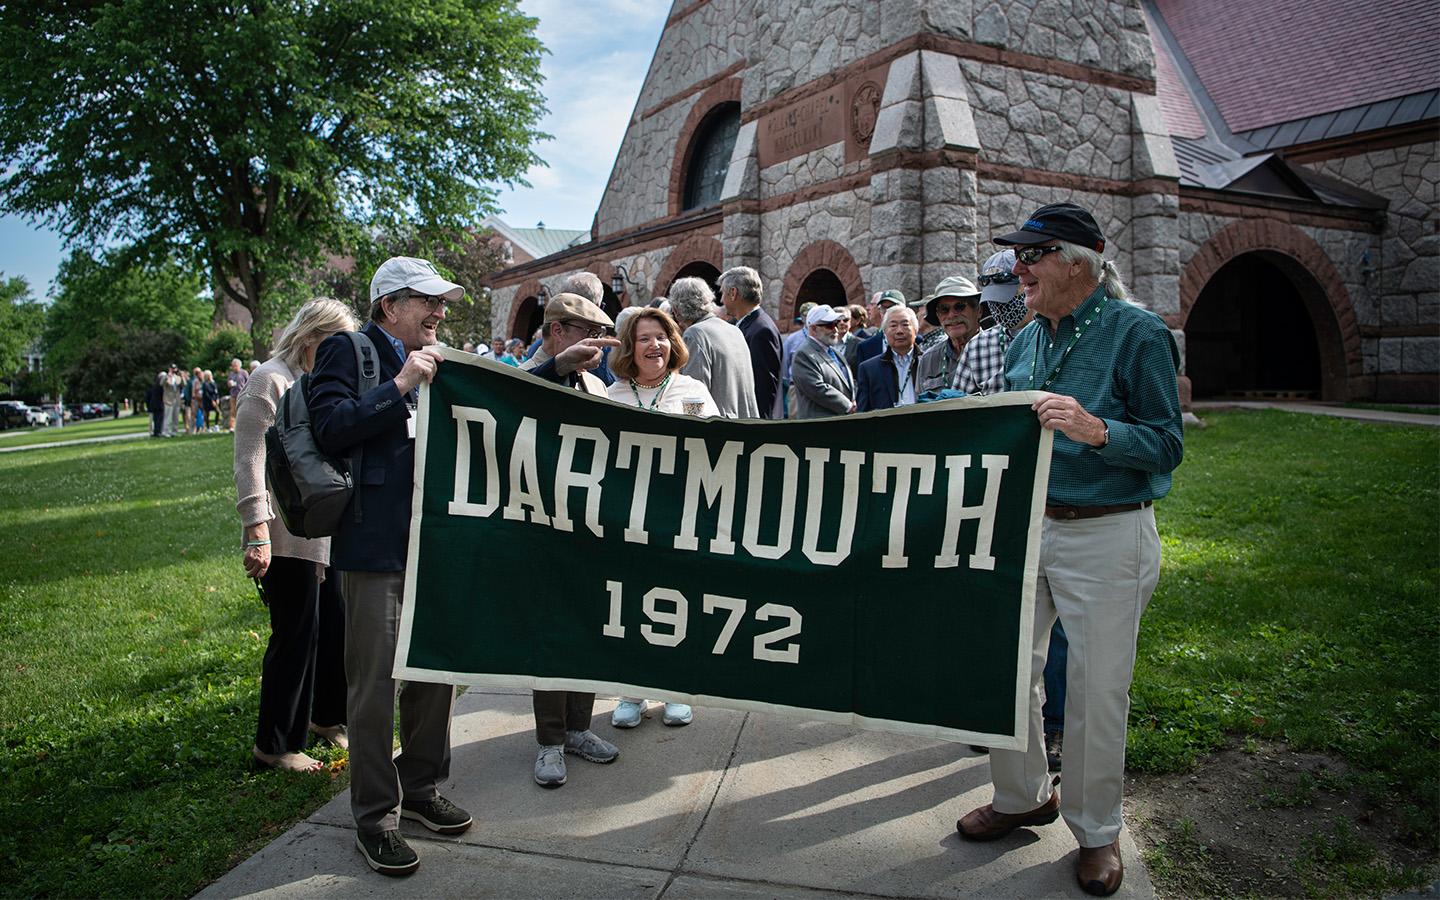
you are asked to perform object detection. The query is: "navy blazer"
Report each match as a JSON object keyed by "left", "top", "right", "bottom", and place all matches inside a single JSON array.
[
  {"left": 855, "top": 346, "right": 920, "bottom": 413},
  {"left": 739, "top": 307, "right": 783, "bottom": 419},
  {"left": 308, "top": 322, "right": 417, "bottom": 572},
  {"left": 854, "top": 331, "right": 885, "bottom": 369}
]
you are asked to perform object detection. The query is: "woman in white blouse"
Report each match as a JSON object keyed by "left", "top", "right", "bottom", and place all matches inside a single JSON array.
[
  {"left": 233, "top": 298, "right": 357, "bottom": 771},
  {"left": 606, "top": 307, "right": 718, "bottom": 729}
]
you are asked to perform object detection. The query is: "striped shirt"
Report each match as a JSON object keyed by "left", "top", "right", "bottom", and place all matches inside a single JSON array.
[{"left": 1003, "top": 286, "right": 1183, "bottom": 506}]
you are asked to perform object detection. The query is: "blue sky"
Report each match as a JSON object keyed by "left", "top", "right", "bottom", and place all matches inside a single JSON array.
[{"left": 0, "top": 0, "right": 668, "bottom": 298}]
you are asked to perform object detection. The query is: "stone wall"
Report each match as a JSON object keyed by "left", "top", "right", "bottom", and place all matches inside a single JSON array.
[{"left": 1302, "top": 140, "right": 1439, "bottom": 341}]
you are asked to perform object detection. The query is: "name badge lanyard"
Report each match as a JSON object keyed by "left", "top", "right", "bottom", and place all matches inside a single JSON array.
[{"left": 1026, "top": 295, "right": 1108, "bottom": 390}]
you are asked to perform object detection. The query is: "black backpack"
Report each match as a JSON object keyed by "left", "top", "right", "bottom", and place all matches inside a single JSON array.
[{"left": 264, "top": 332, "right": 379, "bottom": 538}]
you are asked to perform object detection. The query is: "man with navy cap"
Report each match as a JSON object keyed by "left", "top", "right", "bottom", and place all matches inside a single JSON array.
[{"left": 953, "top": 203, "right": 1183, "bottom": 898}]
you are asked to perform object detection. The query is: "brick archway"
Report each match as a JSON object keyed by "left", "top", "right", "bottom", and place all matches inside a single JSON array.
[
  {"left": 654, "top": 233, "right": 724, "bottom": 295},
  {"left": 669, "top": 79, "right": 743, "bottom": 218},
  {"left": 778, "top": 240, "right": 866, "bottom": 333},
  {"left": 505, "top": 277, "right": 546, "bottom": 341},
  {"left": 1171, "top": 218, "right": 1361, "bottom": 401}
]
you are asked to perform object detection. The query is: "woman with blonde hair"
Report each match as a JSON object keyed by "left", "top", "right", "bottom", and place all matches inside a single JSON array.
[
  {"left": 605, "top": 307, "right": 718, "bottom": 730},
  {"left": 233, "top": 297, "right": 357, "bottom": 771}
]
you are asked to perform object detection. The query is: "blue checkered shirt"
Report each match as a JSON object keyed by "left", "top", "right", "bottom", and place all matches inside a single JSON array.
[{"left": 952, "top": 324, "right": 1012, "bottom": 395}]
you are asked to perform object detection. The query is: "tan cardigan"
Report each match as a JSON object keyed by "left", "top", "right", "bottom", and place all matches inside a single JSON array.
[{"left": 233, "top": 357, "right": 330, "bottom": 566}]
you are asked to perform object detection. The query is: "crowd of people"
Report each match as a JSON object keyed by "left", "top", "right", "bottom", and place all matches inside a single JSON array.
[
  {"left": 144, "top": 358, "right": 257, "bottom": 437},
  {"left": 229, "top": 201, "right": 1183, "bottom": 896}
]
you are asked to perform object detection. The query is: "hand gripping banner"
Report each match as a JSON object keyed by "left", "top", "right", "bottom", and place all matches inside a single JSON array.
[{"left": 395, "top": 350, "right": 1052, "bottom": 749}]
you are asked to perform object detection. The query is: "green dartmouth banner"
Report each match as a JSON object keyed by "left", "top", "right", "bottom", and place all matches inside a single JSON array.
[{"left": 395, "top": 349, "right": 1053, "bottom": 749}]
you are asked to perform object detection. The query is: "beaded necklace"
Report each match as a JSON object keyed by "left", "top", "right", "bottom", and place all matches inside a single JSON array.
[{"left": 629, "top": 372, "right": 672, "bottom": 410}]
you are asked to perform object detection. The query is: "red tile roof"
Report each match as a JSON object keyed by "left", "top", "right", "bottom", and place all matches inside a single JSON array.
[
  {"left": 1145, "top": 5, "right": 1206, "bottom": 139},
  {"left": 1153, "top": 0, "right": 1440, "bottom": 133}
]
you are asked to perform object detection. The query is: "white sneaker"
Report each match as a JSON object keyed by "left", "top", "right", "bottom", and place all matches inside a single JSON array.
[
  {"left": 611, "top": 699, "right": 645, "bottom": 728},
  {"left": 662, "top": 703, "right": 693, "bottom": 726}
]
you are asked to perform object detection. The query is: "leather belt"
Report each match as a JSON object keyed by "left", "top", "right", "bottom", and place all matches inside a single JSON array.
[{"left": 1044, "top": 500, "right": 1152, "bottom": 520}]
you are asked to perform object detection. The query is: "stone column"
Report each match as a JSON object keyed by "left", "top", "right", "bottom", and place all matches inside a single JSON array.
[{"left": 868, "top": 51, "right": 925, "bottom": 301}]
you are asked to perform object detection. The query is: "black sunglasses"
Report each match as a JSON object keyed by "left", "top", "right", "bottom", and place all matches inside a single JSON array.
[
  {"left": 979, "top": 271, "right": 1019, "bottom": 287},
  {"left": 1014, "top": 245, "right": 1064, "bottom": 266}
]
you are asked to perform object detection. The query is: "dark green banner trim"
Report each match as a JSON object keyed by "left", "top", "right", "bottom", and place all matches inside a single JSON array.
[{"left": 395, "top": 349, "right": 1052, "bottom": 748}]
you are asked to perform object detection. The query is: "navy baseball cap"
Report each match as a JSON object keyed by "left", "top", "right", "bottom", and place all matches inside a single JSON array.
[{"left": 994, "top": 202, "right": 1106, "bottom": 253}]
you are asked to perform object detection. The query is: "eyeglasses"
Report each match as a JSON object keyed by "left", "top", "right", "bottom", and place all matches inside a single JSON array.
[
  {"left": 979, "top": 270, "right": 1019, "bottom": 286},
  {"left": 813, "top": 321, "right": 839, "bottom": 330},
  {"left": 561, "top": 320, "right": 606, "bottom": 339},
  {"left": 1014, "top": 245, "right": 1064, "bottom": 266},
  {"left": 407, "top": 293, "right": 454, "bottom": 312}
]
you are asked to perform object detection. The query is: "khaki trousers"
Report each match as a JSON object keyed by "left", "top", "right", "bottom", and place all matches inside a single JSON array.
[
  {"left": 989, "top": 506, "right": 1160, "bottom": 848},
  {"left": 341, "top": 570, "right": 457, "bottom": 835}
]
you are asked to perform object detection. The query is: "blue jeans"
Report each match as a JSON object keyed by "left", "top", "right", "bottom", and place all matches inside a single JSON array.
[{"left": 1042, "top": 620, "right": 1067, "bottom": 736}]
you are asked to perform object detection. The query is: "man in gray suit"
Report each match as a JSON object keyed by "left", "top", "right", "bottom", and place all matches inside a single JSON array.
[
  {"left": 670, "top": 276, "right": 759, "bottom": 419},
  {"left": 790, "top": 304, "right": 856, "bottom": 419}
]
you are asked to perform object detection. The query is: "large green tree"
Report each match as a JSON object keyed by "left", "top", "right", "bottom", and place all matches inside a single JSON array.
[
  {"left": 0, "top": 275, "right": 44, "bottom": 383},
  {"left": 0, "top": 0, "right": 547, "bottom": 358},
  {"left": 43, "top": 250, "right": 211, "bottom": 402}
]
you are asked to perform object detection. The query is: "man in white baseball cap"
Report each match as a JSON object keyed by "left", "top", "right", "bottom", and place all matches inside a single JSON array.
[
  {"left": 369, "top": 256, "right": 465, "bottom": 307},
  {"left": 789, "top": 304, "right": 855, "bottom": 418}
]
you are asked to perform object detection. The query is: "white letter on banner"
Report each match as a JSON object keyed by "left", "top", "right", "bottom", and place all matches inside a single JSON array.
[
  {"left": 552, "top": 424, "right": 610, "bottom": 537},
  {"left": 872, "top": 453, "right": 936, "bottom": 568},
  {"left": 615, "top": 431, "right": 676, "bottom": 545},
  {"left": 448, "top": 406, "right": 500, "bottom": 517},
  {"left": 502, "top": 416, "right": 553, "bottom": 526},
  {"left": 800, "top": 448, "right": 863, "bottom": 566},
  {"left": 675, "top": 438, "right": 741, "bottom": 554},
  {"left": 934, "top": 454, "right": 1009, "bottom": 571},
  {"left": 742, "top": 444, "right": 799, "bottom": 560}
]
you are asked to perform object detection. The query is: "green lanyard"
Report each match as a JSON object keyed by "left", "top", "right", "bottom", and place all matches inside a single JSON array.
[
  {"left": 629, "top": 373, "right": 672, "bottom": 410},
  {"left": 1027, "top": 295, "right": 1108, "bottom": 390}
]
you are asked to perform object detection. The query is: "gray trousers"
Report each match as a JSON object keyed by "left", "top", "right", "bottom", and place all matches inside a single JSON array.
[
  {"left": 340, "top": 570, "right": 456, "bottom": 835},
  {"left": 989, "top": 506, "right": 1161, "bottom": 848}
]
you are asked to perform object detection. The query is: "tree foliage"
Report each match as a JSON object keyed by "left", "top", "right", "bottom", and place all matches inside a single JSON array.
[
  {"left": 0, "top": 275, "right": 44, "bottom": 380},
  {"left": 198, "top": 326, "right": 255, "bottom": 377},
  {"left": 304, "top": 228, "right": 507, "bottom": 348},
  {"left": 43, "top": 250, "right": 211, "bottom": 400},
  {"left": 0, "top": 0, "right": 547, "bottom": 357}
]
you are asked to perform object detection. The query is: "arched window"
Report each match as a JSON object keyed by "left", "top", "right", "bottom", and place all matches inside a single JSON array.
[
  {"left": 682, "top": 103, "right": 741, "bottom": 212},
  {"left": 797, "top": 268, "right": 848, "bottom": 309},
  {"left": 669, "top": 261, "right": 721, "bottom": 298}
]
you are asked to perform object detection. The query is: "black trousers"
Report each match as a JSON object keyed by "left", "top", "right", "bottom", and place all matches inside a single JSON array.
[
  {"left": 255, "top": 557, "right": 347, "bottom": 754},
  {"left": 532, "top": 691, "right": 595, "bottom": 746},
  {"left": 150, "top": 407, "right": 163, "bottom": 436}
]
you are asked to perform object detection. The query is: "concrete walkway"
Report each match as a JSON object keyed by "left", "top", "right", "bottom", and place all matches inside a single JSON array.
[
  {"left": 198, "top": 689, "right": 1153, "bottom": 899},
  {"left": 1190, "top": 400, "right": 1439, "bottom": 427},
  {"left": 0, "top": 430, "right": 153, "bottom": 453}
]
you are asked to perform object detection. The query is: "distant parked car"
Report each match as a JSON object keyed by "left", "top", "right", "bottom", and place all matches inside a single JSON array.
[
  {"left": 23, "top": 406, "right": 48, "bottom": 427},
  {"left": 0, "top": 401, "right": 28, "bottom": 430},
  {"left": 40, "top": 404, "right": 65, "bottom": 425}
]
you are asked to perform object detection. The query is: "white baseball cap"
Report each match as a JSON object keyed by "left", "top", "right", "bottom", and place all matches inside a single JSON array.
[
  {"left": 979, "top": 249, "right": 1021, "bottom": 307},
  {"left": 369, "top": 256, "right": 465, "bottom": 304},
  {"left": 805, "top": 305, "right": 844, "bottom": 326}
]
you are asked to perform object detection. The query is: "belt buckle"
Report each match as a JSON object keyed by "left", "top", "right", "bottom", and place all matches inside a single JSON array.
[{"left": 1062, "top": 507, "right": 1079, "bottom": 520}]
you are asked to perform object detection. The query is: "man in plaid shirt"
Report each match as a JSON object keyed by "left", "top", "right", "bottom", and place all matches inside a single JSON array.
[{"left": 952, "top": 249, "right": 1032, "bottom": 395}]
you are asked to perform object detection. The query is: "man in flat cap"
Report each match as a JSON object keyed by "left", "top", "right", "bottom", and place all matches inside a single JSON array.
[
  {"left": 953, "top": 203, "right": 1183, "bottom": 898},
  {"left": 519, "top": 290, "right": 622, "bottom": 788}
]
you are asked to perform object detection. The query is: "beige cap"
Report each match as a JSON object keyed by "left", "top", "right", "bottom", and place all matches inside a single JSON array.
[{"left": 543, "top": 292, "right": 614, "bottom": 328}]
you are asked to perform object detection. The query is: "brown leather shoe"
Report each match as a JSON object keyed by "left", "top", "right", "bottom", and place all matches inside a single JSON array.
[
  {"left": 1076, "top": 840, "right": 1123, "bottom": 896},
  {"left": 955, "top": 790, "right": 1059, "bottom": 841}
]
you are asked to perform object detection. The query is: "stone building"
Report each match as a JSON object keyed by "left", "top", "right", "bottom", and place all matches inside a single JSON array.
[{"left": 487, "top": 0, "right": 1437, "bottom": 402}]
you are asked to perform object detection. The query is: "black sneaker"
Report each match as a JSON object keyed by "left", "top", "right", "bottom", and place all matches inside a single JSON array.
[
  {"left": 1045, "top": 731, "right": 1063, "bottom": 773},
  {"left": 356, "top": 829, "right": 418, "bottom": 876},
  {"left": 401, "top": 795, "right": 473, "bottom": 834}
]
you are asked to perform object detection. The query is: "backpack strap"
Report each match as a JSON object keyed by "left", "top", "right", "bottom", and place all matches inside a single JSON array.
[{"left": 343, "top": 331, "right": 381, "bottom": 523}]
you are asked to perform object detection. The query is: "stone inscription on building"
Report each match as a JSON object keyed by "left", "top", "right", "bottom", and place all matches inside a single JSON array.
[{"left": 757, "top": 64, "right": 890, "bottom": 169}]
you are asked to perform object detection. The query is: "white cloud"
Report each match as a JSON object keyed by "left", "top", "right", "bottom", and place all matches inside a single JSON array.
[{"left": 490, "top": 0, "right": 669, "bottom": 230}]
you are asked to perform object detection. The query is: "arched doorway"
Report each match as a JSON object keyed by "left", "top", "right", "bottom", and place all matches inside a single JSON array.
[
  {"left": 513, "top": 295, "right": 543, "bottom": 342},
  {"left": 797, "top": 268, "right": 849, "bottom": 309},
  {"left": 1185, "top": 252, "right": 1322, "bottom": 399},
  {"left": 669, "top": 260, "right": 721, "bottom": 297},
  {"left": 600, "top": 284, "right": 622, "bottom": 320}
]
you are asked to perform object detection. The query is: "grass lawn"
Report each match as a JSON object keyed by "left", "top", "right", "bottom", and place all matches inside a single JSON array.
[
  {"left": 0, "top": 408, "right": 1434, "bottom": 897},
  {"left": 0, "top": 432, "right": 347, "bottom": 898},
  {"left": 0, "top": 414, "right": 152, "bottom": 448},
  {"left": 1131, "top": 409, "right": 1439, "bottom": 891}
]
